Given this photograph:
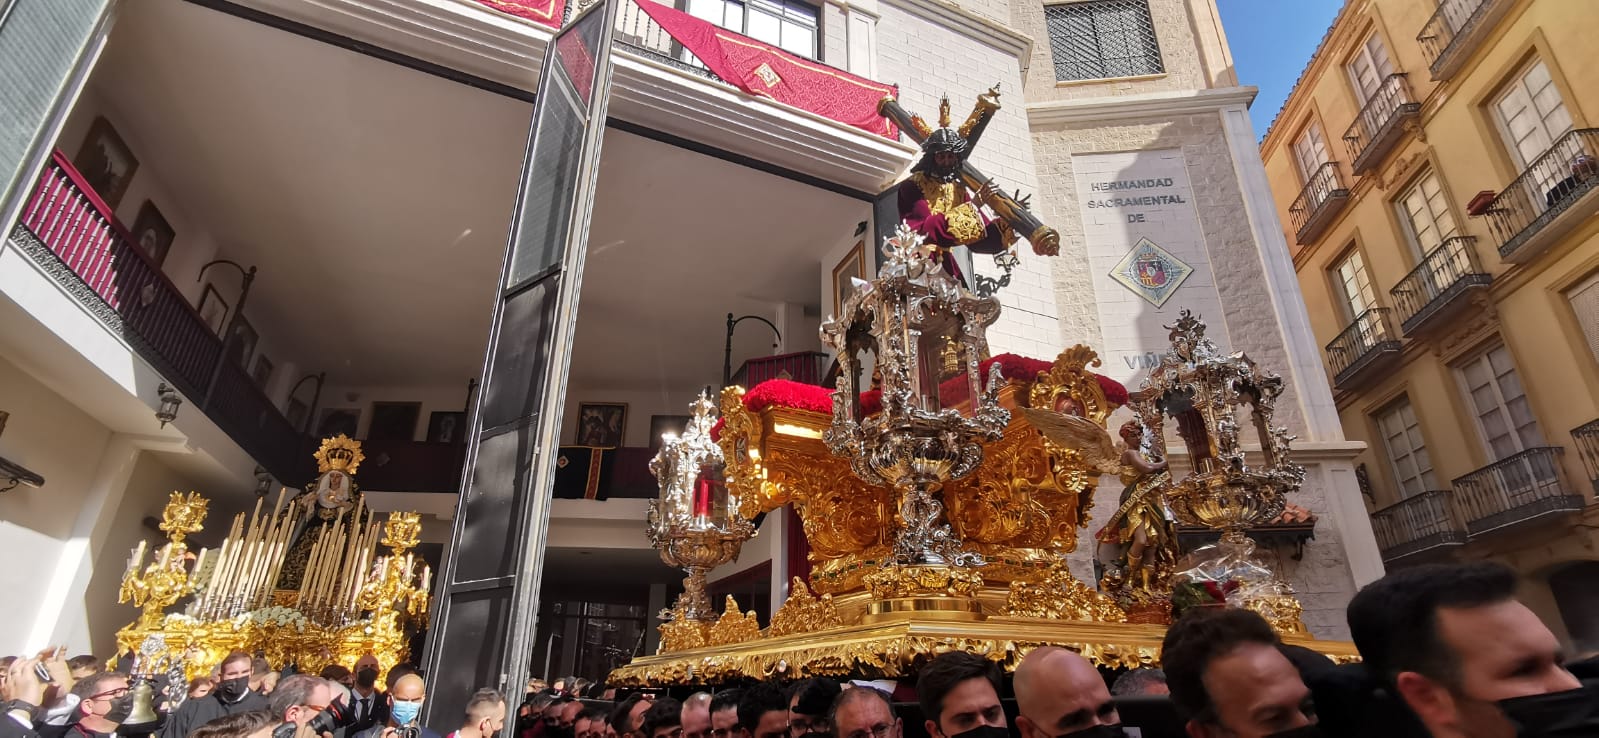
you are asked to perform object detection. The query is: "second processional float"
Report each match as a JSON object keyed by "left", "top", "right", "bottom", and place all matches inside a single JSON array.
[{"left": 612, "top": 88, "right": 1354, "bottom": 685}]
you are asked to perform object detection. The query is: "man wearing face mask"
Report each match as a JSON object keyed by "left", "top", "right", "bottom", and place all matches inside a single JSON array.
[
  {"left": 1162, "top": 608, "right": 1318, "bottom": 738},
  {"left": 1013, "top": 647, "right": 1124, "bottom": 738},
  {"left": 161, "top": 652, "right": 268, "bottom": 738},
  {"left": 446, "top": 690, "right": 505, "bottom": 738},
  {"left": 346, "top": 658, "right": 387, "bottom": 737},
  {"left": 353, "top": 674, "right": 437, "bottom": 738},
  {"left": 1347, "top": 561, "right": 1595, "bottom": 738},
  {"left": 916, "top": 652, "right": 1009, "bottom": 738},
  {"left": 50, "top": 673, "right": 134, "bottom": 738}
]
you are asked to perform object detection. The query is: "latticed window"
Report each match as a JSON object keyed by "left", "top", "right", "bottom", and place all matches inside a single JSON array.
[{"left": 1045, "top": 0, "right": 1164, "bottom": 82}]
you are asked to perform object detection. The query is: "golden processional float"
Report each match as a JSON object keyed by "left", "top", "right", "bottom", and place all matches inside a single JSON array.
[
  {"left": 112, "top": 435, "right": 432, "bottom": 695},
  {"left": 609, "top": 220, "right": 1355, "bottom": 687}
]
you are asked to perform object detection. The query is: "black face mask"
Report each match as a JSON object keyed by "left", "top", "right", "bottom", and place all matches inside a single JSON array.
[
  {"left": 948, "top": 726, "right": 1010, "bottom": 738},
  {"left": 1262, "top": 725, "right": 1322, "bottom": 738},
  {"left": 217, "top": 677, "right": 250, "bottom": 701},
  {"left": 1053, "top": 726, "right": 1124, "bottom": 738},
  {"left": 103, "top": 694, "right": 134, "bottom": 724},
  {"left": 356, "top": 668, "right": 379, "bottom": 689},
  {"left": 1500, "top": 686, "right": 1599, "bottom": 737}
]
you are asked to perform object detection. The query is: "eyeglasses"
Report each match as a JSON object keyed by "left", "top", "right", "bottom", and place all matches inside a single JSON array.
[
  {"left": 91, "top": 688, "right": 130, "bottom": 700},
  {"left": 845, "top": 724, "right": 895, "bottom": 738}
]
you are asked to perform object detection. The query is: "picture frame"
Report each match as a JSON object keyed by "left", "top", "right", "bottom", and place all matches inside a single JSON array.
[
  {"left": 130, "top": 201, "right": 175, "bottom": 267},
  {"left": 427, "top": 411, "right": 468, "bottom": 444},
  {"left": 197, "top": 285, "right": 229, "bottom": 336},
  {"left": 229, "top": 316, "right": 258, "bottom": 368},
  {"left": 575, "top": 402, "right": 628, "bottom": 447},
  {"left": 368, "top": 401, "right": 422, "bottom": 441},
  {"left": 286, "top": 396, "right": 310, "bottom": 433},
  {"left": 251, "top": 355, "right": 273, "bottom": 389},
  {"left": 832, "top": 241, "right": 866, "bottom": 317},
  {"left": 315, "top": 407, "right": 361, "bottom": 439},
  {"left": 648, "top": 414, "right": 692, "bottom": 452},
  {"left": 73, "top": 117, "right": 139, "bottom": 209}
]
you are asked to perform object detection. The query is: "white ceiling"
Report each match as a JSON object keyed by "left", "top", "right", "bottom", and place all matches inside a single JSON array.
[{"left": 89, "top": 0, "right": 867, "bottom": 391}]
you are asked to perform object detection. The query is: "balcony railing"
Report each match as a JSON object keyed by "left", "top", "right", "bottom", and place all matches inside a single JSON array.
[
  {"left": 1417, "top": 0, "right": 1510, "bottom": 81},
  {"left": 1324, "top": 307, "right": 1402, "bottom": 388},
  {"left": 12, "top": 152, "right": 324, "bottom": 482},
  {"left": 1370, "top": 489, "right": 1466, "bottom": 562},
  {"left": 1344, "top": 74, "right": 1420, "bottom": 173},
  {"left": 1572, "top": 419, "right": 1599, "bottom": 494},
  {"left": 608, "top": 0, "right": 722, "bottom": 81},
  {"left": 1389, "top": 236, "right": 1491, "bottom": 333},
  {"left": 1289, "top": 162, "right": 1349, "bottom": 245},
  {"left": 1481, "top": 129, "right": 1599, "bottom": 263},
  {"left": 1453, "top": 447, "right": 1583, "bottom": 537}
]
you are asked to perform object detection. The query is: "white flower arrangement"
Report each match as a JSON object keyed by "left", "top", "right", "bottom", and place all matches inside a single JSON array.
[{"left": 244, "top": 606, "right": 310, "bottom": 631}]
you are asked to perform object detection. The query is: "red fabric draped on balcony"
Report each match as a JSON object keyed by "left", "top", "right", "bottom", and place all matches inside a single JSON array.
[
  {"left": 632, "top": 0, "right": 898, "bottom": 138},
  {"left": 473, "top": 0, "right": 565, "bottom": 28}
]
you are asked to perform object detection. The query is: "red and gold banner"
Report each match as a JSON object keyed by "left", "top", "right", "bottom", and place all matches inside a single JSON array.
[
  {"left": 633, "top": 0, "right": 898, "bottom": 138},
  {"left": 472, "top": 0, "right": 565, "bottom": 28}
]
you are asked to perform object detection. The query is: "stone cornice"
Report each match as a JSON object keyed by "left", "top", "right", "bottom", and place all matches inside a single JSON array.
[
  {"left": 876, "top": 0, "right": 1033, "bottom": 75},
  {"left": 1025, "top": 85, "right": 1259, "bottom": 127}
]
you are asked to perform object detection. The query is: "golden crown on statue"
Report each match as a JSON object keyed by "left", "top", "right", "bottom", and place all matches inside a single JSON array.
[{"left": 314, "top": 434, "right": 365, "bottom": 475}]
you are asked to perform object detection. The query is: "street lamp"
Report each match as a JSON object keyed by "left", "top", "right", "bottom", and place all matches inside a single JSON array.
[{"left": 722, "top": 313, "right": 781, "bottom": 388}]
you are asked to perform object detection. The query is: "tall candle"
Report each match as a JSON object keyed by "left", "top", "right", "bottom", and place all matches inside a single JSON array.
[{"left": 692, "top": 476, "right": 714, "bottom": 518}]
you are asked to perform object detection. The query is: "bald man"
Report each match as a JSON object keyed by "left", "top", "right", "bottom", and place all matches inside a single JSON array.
[
  {"left": 1014, "top": 647, "right": 1123, "bottom": 738},
  {"left": 682, "top": 693, "right": 713, "bottom": 738},
  {"left": 354, "top": 674, "right": 442, "bottom": 738}
]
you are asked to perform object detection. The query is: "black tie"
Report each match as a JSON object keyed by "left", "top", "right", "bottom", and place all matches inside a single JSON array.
[{"left": 358, "top": 698, "right": 369, "bottom": 722}]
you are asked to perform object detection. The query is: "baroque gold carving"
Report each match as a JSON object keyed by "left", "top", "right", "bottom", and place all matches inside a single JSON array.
[
  {"left": 863, "top": 565, "right": 984, "bottom": 600},
  {"left": 708, "top": 596, "right": 762, "bottom": 645},
  {"left": 658, "top": 601, "right": 709, "bottom": 653},
  {"left": 1004, "top": 566, "right": 1126, "bottom": 622},
  {"left": 770, "top": 577, "right": 844, "bottom": 637}
]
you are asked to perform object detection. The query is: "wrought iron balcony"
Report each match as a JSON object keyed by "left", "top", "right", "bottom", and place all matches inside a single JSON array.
[
  {"left": 1417, "top": 0, "right": 1512, "bottom": 81},
  {"left": 1344, "top": 74, "right": 1420, "bottom": 174},
  {"left": 1572, "top": 419, "right": 1599, "bottom": 494},
  {"left": 1389, "top": 236, "right": 1491, "bottom": 334},
  {"left": 1289, "top": 162, "right": 1349, "bottom": 245},
  {"left": 609, "top": 0, "right": 723, "bottom": 81},
  {"left": 1453, "top": 447, "right": 1583, "bottom": 537},
  {"left": 1481, "top": 129, "right": 1599, "bottom": 264},
  {"left": 1324, "top": 307, "right": 1402, "bottom": 389},
  {"left": 1370, "top": 489, "right": 1466, "bottom": 563}
]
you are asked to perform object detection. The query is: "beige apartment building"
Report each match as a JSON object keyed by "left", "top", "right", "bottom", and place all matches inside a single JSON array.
[{"left": 1260, "top": 0, "right": 1599, "bottom": 646}]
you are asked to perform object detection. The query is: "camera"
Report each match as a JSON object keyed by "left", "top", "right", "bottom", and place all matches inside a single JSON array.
[
  {"left": 400, "top": 726, "right": 420, "bottom": 738},
  {"left": 309, "top": 696, "right": 358, "bottom": 735}
]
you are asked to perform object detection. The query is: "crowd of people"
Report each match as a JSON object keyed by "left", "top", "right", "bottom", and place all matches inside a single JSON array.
[{"left": 1, "top": 562, "right": 1594, "bottom": 738}]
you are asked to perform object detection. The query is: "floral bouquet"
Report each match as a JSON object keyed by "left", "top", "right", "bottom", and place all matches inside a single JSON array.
[{"left": 1169, "top": 538, "right": 1306, "bottom": 633}]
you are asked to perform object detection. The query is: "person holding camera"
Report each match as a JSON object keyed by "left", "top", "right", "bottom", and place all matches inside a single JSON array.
[
  {"left": 267, "top": 676, "right": 334, "bottom": 738},
  {"left": 352, "top": 675, "right": 436, "bottom": 738}
]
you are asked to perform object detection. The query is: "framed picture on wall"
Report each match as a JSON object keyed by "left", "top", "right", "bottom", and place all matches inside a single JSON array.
[
  {"left": 648, "top": 414, "right": 692, "bottom": 452},
  {"left": 368, "top": 401, "right": 422, "bottom": 441},
  {"left": 427, "top": 411, "right": 467, "bottom": 444},
  {"left": 575, "top": 402, "right": 627, "bottom": 447},
  {"left": 315, "top": 407, "right": 360, "bottom": 439},
  {"left": 251, "top": 355, "right": 273, "bottom": 389},
  {"left": 130, "top": 201, "right": 175, "bottom": 267},
  {"left": 229, "top": 317, "right": 258, "bottom": 368},
  {"left": 832, "top": 241, "right": 865, "bottom": 317},
  {"left": 197, "top": 285, "right": 228, "bottom": 336},
  {"left": 73, "top": 116, "right": 139, "bottom": 209}
]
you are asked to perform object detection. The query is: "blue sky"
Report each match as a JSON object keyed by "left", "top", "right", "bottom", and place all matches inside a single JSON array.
[{"left": 1216, "top": 0, "right": 1346, "bottom": 138}]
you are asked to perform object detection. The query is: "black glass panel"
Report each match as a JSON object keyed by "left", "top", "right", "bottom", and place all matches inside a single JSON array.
[{"left": 480, "top": 277, "right": 559, "bottom": 431}]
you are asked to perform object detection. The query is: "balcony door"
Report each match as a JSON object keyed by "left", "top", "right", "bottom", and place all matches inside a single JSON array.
[
  {"left": 1376, "top": 398, "right": 1438, "bottom": 499},
  {"left": 1333, "top": 250, "right": 1377, "bottom": 323},
  {"left": 1398, "top": 171, "right": 1459, "bottom": 258},
  {"left": 1566, "top": 271, "right": 1599, "bottom": 366},
  {"left": 1292, "top": 121, "right": 1331, "bottom": 183},
  {"left": 1348, "top": 33, "right": 1395, "bottom": 106},
  {"left": 1492, "top": 60, "right": 1573, "bottom": 171}
]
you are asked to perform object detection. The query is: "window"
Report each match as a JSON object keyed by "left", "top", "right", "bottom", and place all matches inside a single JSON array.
[
  {"left": 1376, "top": 399, "right": 1438, "bottom": 498},
  {"left": 1566, "top": 272, "right": 1599, "bottom": 366},
  {"left": 685, "top": 0, "right": 819, "bottom": 58},
  {"left": 1398, "top": 171, "right": 1458, "bottom": 255},
  {"left": 1333, "top": 250, "right": 1377, "bottom": 321},
  {"left": 1347, "top": 32, "right": 1395, "bottom": 106},
  {"left": 1292, "top": 121, "right": 1331, "bottom": 183},
  {"left": 1455, "top": 344, "right": 1545, "bottom": 462},
  {"left": 1492, "top": 59, "right": 1574, "bottom": 170},
  {"left": 1045, "top": 0, "right": 1164, "bottom": 82}
]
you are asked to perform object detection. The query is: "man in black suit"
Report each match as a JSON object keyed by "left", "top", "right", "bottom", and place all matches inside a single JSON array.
[
  {"left": 159, "top": 652, "right": 267, "bottom": 738},
  {"left": 346, "top": 657, "right": 388, "bottom": 738},
  {"left": 353, "top": 675, "right": 438, "bottom": 738}
]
